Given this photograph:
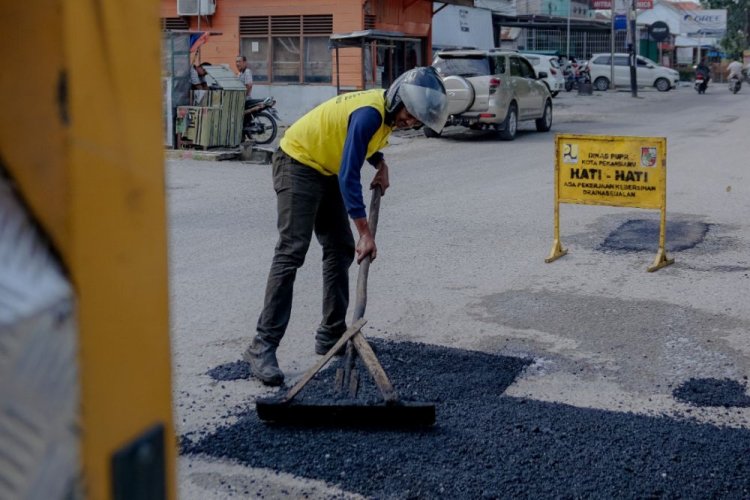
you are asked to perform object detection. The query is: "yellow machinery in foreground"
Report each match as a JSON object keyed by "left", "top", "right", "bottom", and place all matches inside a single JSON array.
[{"left": 1, "top": 1, "right": 176, "bottom": 499}]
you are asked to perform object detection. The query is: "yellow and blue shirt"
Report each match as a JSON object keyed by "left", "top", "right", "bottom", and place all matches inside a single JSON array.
[{"left": 280, "top": 90, "right": 393, "bottom": 219}]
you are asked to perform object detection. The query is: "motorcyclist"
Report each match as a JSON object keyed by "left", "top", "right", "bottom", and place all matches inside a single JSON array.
[
  {"left": 696, "top": 59, "right": 711, "bottom": 83},
  {"left": 726, "top": 57, "right": 743, "bottom": 82},
  {"left": 563, "top": 57, "right": 579, "bottom": 91}
]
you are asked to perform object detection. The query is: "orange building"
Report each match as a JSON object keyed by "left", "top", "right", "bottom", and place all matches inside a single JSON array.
[{"left": 160, "top": 0, "right": 471, "bottom": 121}]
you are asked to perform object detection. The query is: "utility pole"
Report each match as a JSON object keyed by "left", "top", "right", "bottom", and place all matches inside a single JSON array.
[
  {"left": 567, "top": 0, "right": 572, "bottom": 58},
  {"left": 629, "top": 0, "right": 638, "bottom": 97},
  {"left": 610, "top": 1, "right": 616, "bottom": 90}
]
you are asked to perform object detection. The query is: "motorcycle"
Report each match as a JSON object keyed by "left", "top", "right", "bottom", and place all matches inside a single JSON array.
[
  {"left": 694, "top": 73, "right": 707, "bottom": 94},
  {"left": 564, "top": 62, "right": 591, "bottom": 92},
  {"left": 243, "top": 97, "right": 279, "bottom": 145},
  {"left": 729, "top": 75, "right": 742, "bottom": 94}
]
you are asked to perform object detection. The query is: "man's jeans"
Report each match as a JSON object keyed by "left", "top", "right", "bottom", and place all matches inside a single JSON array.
[{"left": 256, "top": 149, "right": 355, "bottom": 346}]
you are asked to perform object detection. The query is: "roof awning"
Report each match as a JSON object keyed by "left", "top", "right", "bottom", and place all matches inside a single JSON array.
[
  {"left": 329, "top": 30, "right": 426, "bottom": 93},
  {"left": 492, "top": 13, "right": 612, "bottom": 31},
  {"left": 329, "top": 30, "right": 422, "bottom": 49},
  {"left": 433, "top": 0, "right": 474, "bottom": 6}
]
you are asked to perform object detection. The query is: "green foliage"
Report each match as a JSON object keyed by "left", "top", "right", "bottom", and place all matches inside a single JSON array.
[{"left": 701, "top": 0, "right": 749, "bottom": 55}]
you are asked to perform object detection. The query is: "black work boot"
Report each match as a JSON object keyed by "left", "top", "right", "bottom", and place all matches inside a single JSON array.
[
  {"left": 314, "top": 327, "right": 346, "bottom": 356},
  {"left": 243, "top": 336, "right": 284, "bottom": 386}
]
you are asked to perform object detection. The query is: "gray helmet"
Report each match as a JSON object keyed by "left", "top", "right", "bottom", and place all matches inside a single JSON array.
[{"left": 385, "top": 66, "right": 449, "bottom": 132}]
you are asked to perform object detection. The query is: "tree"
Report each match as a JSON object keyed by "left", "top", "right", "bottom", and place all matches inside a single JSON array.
[{"left": 701, "top": 0, "right": 749, "bottom": 56}]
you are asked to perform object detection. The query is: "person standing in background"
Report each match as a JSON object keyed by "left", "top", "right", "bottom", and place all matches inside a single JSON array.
[
  {"left": 236, "top": 55, "right": 253, "bottom": 99},
  {"left": 190, "top": 62, "right": 209, "bottom": 91}
]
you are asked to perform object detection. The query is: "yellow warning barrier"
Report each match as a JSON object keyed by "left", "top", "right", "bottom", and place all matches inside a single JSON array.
[
  {"left": 1, "top": 1, "right": 176, "bottom": 498},
  {"left": 545, "top": 134, "right": 674, "bottom": 272}
]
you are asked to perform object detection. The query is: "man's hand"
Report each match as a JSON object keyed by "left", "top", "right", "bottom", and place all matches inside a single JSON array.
[
  {"left": 353, "top": 218, "right": 376, "bottom": 264},
  {"left": 356, "top": 233, "right": 377, "bottom": 264},
  {"left": 371, "top": 160, "right": 390, "bottom": 195}
]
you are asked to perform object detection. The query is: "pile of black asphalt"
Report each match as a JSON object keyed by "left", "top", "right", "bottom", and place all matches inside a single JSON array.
[
  {"left": 674, "top": 377, "right": 750, "bottom": 408},
  {"left": 207, "top": 360, "right": 252, "bottom": 381},
  {"left": 183, "top": 340, "right": 750, "bottom": 498}
]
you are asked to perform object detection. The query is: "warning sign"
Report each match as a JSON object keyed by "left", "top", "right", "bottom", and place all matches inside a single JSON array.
[
  {"left": 556, "top": 134, "right": 666, "bottom": 209},
  {"left": 547, "top": 134, "right": 673, "bottom": 272}
]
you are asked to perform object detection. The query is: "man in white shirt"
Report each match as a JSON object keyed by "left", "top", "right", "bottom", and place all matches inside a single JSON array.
[
  {"left": 726, "top": 58, "right": 743, "bottom": 81},
  {"left": 235, "top": 55, "right": 253, "bottom": 98}
]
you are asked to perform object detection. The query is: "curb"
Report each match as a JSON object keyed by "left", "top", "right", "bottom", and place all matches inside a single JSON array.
[{"left": 166, "top": 149, "right": 240, "bottom": 162}]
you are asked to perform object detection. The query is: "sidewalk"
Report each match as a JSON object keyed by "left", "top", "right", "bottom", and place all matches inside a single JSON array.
[{"left": 166, "top": 124, "right": 286, "bottom": 163}]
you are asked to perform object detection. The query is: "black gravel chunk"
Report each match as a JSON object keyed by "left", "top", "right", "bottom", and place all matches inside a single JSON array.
[
  {"left": 186, "top": 340, "right": 750, "bottom": 498},
  {"left": 207, "top": 360, "right": 252, "bottom": 381},
  {"left": 600, "top": 219, "right": 709, "bottom": 252},
  {"left": 673, "top": 378, "right": 750, "bottom": 408}
]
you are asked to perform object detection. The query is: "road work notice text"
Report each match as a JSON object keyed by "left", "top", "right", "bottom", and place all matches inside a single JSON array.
[
  {"left": 556, "top": 135, "right": 665, "bottom": 209},
  {"left": 547, "top": 134, "right": 673, "bottom": 272}
]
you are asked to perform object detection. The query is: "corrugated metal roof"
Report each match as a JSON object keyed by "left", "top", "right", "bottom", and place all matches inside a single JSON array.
[{"left": 203, "top": 66, "right": 246, "bottom": 91}]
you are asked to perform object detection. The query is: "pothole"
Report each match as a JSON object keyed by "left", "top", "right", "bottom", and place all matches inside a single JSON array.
[{"left": 599, "top": 219, "right": 709, "bottom": 252}]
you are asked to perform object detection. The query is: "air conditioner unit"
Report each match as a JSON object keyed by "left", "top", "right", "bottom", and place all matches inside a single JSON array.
[{"left": 177, "top": 0, "right": 216, "bottom": 16}]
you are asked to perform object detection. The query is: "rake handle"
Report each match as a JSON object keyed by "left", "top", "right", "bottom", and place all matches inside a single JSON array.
[
  {"left": 352, "top": 185, "right": 382, "bottom": 323},
  {"left": 342, "top": 187, "right": 382, "bottom": 392}
]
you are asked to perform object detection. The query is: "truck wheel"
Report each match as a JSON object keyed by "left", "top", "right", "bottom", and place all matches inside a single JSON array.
[
  {"left": 498, "top": 103, "right": 518, "bottom": 141},
  {"left": 442, "top": 75, "right": 476, "bottom": 115}
]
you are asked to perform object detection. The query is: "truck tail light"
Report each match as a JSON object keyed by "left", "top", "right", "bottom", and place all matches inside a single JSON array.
[{"left": 489, "top": 77, "right": 501, "bottom": 94}]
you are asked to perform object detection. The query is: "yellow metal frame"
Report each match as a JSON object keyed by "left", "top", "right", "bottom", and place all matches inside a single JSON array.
[
  {"left": 546, "top": 134, "right": 673, "bottom": 272},
  {"left": 647, "top": 185, "right": 675, "bottom": 272},
  {"left": 1, "top": 1, "right": 176, "bottom": 498},
  {"left": 545, "top": 138, "right": 568, "bottom": 263}
]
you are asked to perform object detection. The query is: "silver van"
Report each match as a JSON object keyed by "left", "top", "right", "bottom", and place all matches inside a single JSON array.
[{"left": 431, "top": 49, "right": 553, "bottom": 140}]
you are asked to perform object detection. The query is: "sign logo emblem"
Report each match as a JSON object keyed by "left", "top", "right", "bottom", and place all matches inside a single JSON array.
[
  {"left": 641, "top": 147, "right": 657, "bottom": 167},
  {"left": 563, "top": 143, "right": 579, "bottom": 163}
]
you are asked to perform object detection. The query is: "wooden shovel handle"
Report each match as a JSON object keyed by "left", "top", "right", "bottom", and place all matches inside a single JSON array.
[{"left": 352, "top": 186, "right": 382, "bottom": 322}]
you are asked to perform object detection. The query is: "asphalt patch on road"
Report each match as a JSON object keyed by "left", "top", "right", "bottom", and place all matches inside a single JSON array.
[
  {"left": 599, "top": 219, "right": 709, "bottom": 252},
  {"left": 207, "top": 360, "right": 252, "bottom": 381},
  {"left": 674, "top": 377, "right": 750, "bottom": 408},
  {"left": 185, "top": 340, "right": 750, "bottom": 498}
]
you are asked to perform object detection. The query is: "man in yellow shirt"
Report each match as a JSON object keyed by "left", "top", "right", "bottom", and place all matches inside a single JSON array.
[{"left": 245, "top": 67, "right": 448, "bottom": 385}]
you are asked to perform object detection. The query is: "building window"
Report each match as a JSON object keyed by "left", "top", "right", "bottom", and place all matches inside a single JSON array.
[
  {"left": 272, "top": 36, "right": 301, "bottom": 82},
  {"left": 242, "top": 38, "right": 270, "bottom": 82},
  {"left": 239, "top": 15, "right": 333, "bottom": 84},
  {"left": 304, "top": 37, "right": 331, "bottom": 83}
]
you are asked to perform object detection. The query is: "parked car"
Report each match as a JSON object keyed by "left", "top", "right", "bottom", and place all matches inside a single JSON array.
[
  {"left": 587, "top": 53, "right": 679, "bottom": 92},
  {"left": 520, "top": 53, "right": 565, "bottom": 97},
  {"left": 430, "top": 49, "right": 552, "bottom": 140}
]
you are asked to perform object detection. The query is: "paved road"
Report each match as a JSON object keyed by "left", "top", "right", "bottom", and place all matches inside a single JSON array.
[{"left": 168, "top": 86, "right": 750, "bottom": 498}]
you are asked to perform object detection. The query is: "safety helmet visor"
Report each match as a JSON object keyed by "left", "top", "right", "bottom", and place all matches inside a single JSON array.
[{"left": 398, "top": 81, "right": 449, "bottom": 132}]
